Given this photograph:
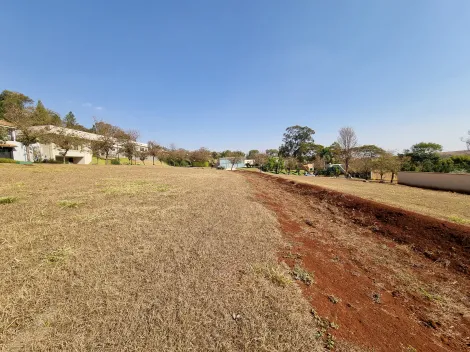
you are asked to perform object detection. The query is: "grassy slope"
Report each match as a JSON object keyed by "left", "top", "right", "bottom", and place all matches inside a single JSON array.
[
  {"left": 271, "top": 173, "right": 470, "bottom": 225},
  {"left": 0, "top": 164, "right": 322, "bottom": 351}
]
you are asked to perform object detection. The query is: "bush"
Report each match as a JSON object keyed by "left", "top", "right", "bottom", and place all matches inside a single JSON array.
[
  {"left": 192, "top": 161, "right": 209, "bottom": 167},
  {"left": 0, "top": 158, "right": 16, "bottom": 163},
  {"left": 110, "top": 159, "right": 120, "bottom": 165}
]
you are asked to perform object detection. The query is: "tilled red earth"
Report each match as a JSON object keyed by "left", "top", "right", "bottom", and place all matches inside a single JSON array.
[{"left": 242, "top": 172, "right": 470, "bottom": 352}]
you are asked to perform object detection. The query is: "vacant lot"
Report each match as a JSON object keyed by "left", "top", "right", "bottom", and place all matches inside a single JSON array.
[
  {"left": 2, "top": 164, "right": 469, "bottom": 351},
  {"left": 272, "top": 173, "right": 470, "bottom": 225},
  {"left": 0, "top": 164, "right": 322, "bottom": 351}
]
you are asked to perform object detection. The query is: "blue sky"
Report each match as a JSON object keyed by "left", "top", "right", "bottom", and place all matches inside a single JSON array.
[{"left": 1, "top": 0, "right": 469, "bottom": 152}]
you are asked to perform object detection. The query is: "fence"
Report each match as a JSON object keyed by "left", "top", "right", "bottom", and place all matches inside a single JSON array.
[{"left": 398, "top": 172, "right": 470, "bottom": 194}]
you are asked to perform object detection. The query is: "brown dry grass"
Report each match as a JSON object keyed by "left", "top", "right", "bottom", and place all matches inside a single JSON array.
[
  {"left": 0, "top": 164, "right": 323, "bottom": 351},
  {"left": 272, "top": 173, "right": 470, "bottom": 225}
]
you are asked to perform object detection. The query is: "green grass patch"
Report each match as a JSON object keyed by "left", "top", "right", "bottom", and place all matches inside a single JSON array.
[
  {"left": 448, "top": 215, "right": 470, "bottom": 225},
  {"left": 0, "top": 196, "right": 17, "bottom": 204},
  {"left": 58, "top": 200, "right": 82, "bottom": 208}
]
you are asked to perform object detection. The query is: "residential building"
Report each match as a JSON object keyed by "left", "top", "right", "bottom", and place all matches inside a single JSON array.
[
  {"left": 0, "top": 122, "right": 148, "bottom": 164},
  {"left": 217, "top": 158, "right": 248, "bottom": 170}
]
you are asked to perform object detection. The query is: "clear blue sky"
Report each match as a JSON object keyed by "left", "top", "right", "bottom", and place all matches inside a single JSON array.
[{"left": 1, "top": 0, "right": 469, "bottom": 152}]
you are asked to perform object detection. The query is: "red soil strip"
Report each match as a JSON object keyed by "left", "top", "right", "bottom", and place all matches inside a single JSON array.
[
  {"left": 242, "top": 172, "right": 470, "bottom": 352},
  {"left": 261, "top": 173, "right": 470, "bottom": 275}
]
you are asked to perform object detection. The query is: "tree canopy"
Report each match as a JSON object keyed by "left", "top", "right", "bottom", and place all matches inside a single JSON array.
[{"left": 279, "top": 125, "right": 315, "bottom": 162}]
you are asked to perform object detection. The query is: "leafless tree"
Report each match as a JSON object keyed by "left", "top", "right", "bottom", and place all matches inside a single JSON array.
[
  {"left": 461, "top": 130, "right": 470, "bottom": 151},
  {"left": 337, "top": 127, "right": 358, "bottom": 173}
]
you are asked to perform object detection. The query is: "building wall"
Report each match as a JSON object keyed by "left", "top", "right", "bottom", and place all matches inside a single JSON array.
[
  {"left": 218, "top": 158, "right": 246, "bottom": 170},
  {"left": 398, "top": 172, "right": 470, "bottom": 194}
]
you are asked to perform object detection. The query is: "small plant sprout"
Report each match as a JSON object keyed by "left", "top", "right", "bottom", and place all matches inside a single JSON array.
[
  {"left": 292, "top": 265, "right": 314, "bottom": 285},
  {"left": 328, "top": 295, "right": 341, "bottom": 304}
]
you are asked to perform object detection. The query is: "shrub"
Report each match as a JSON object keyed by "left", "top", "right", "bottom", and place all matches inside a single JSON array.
[
  {"left": 110, "top": 159, "right": 120, "bottom": 165},
  {"left": 192, "top": 161, "right": 209, "bottom": 167},
  {"left": 0, "top": 196, "right": 17, "bottom": 204},
  {"left": 0, "top": 158, "right": 16, "bottom": 163}
]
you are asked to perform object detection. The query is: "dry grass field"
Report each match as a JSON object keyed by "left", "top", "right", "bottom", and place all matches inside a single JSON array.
[
  {"left": 2, "top": 164, "right": 469, "bottom": 351},
  {"left": 0, "top": 164, "right": 323, "bottom": 351},
  {"left": 272, "top": 173, "right": 470, "bottom": 225}
]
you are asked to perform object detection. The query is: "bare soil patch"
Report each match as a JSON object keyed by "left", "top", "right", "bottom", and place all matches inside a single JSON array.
[
  {"left": 274, "top": 173, "right": 470, "bottom": 225},
  {"left": 242, "top": 171, "right": 470, "bottom": 352}
]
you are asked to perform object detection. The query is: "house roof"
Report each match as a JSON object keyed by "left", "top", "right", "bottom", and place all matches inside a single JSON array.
[
  {"left": 0, "top": 120, "right": 15, "bottom": 128},
  {"left": 0, "top": 143, "right": 16, "bottom": 148}
]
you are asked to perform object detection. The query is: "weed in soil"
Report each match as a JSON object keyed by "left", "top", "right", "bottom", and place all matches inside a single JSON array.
[{"left": 292, "top": 264, "right": 314, "bottom": 285}]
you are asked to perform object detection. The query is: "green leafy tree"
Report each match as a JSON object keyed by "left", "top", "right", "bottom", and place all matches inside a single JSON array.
[
  {"left": 279, "top": 125, "right": 315, "bottom": 162},
  {"left": 0, "top": 127, "right": 8, "bottom": 143},
  {"left": 63, "top": 111, "right": 77, "bottom": 128},
  {"left": 32, "top": 100, "right": 51, "bottom": 125},
  {"left": 0, "top": 90, "right": 34, "bottom": 122},
  {"left": 266, "top": 149, "right": 278, "bottom": 157},
  {"left": 247, "top": 149, "right": 259, "bottom": 159},
  {"left": 121, "top": 130, "right": 139, "bottom": 165},
  {"left": 285, "top": 157, "right": 298, "bottom": 174}
]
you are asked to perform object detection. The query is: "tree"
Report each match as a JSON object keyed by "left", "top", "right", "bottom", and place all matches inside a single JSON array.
[
  {"left": 89, "top": 140, "right": 102, "bottom": 164},
  {"left": 247, "top": 149, "right": 259, "bottom": 159},
  {"left": 226, "top": 151, "right": 245, "bottom": 170},
  {"left": 40, "top": 127, "right": 85, "bottom": 163},
  {"left": 404, "top": 142, "right": 443, "bottom": 171},
  {"left": 0, "top": 127, "right": 8, "bottom": 143},
  {"left": 32, "top": 100, "right": 52, "bottom": 125},
  {"left": 93, "top": 119, "right": 119, "bottom": 164},
  {"left": 285, "top": 157, "right": 298, "bottom": 174},
  {"left": 122, "top": 140, "right": 137, "bottom": 165},
  {"left": 461, "top": 130, "right": 470, "bottom": 151},
  {"left": 190, "top": 147, "right": 211, "bottom": 165},
  {"left": 147, "top": 141, "right": 162, "bottom": 165},
  {"left": 253, "top": 153, "right": 268, "bottom": 169},
  {"left": 0, "top": 90, "right": 34, "bottom": 122},
  {"left": 266, "top": 149, "right": 278, "bottom": 157},
  {"left": 279, "top": 125, "right": 315, "bottom": 162},
  {"left": 372, "top": 153, "right": 393, "bottom": 181},
  {"left": 353, "top": 144, "right": 386, "bottom": 178},
  {"left": 337, "top": 127, "right": 358, "bottom": 174},
  {"left": 63, "top": 112, "right": 77, "bottom": 128},
  {"left": 388, "top": 155, "right": 404, "bottom": 183},
  {"left": 137, "top": 149, "right": 149, "bottom": 165},
  {"left": 4, "top": 103, "right": 41, "bottom": 161}
]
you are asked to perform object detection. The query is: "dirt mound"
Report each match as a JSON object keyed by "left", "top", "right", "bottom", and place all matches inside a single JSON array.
[{"left": 263, "top": 173, "right": 470, "bottom": 274}]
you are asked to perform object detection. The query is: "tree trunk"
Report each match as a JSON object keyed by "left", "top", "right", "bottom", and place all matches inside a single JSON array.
[
  {"left": 25, "top": 145, "right": 31, "bottom": 162},
  {"left": 391, "top": 172, "right": 395, "bottom": 183},
  {"left": 152, "top": 156, "right": 155, "bottom": 165},
  {"left": 63, "top": 150, "right": 68, "bottom": 164}
]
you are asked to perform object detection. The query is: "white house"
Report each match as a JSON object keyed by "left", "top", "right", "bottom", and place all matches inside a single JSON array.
[{"left": 1, "top": 121, "right": 148, "bottom": 164}]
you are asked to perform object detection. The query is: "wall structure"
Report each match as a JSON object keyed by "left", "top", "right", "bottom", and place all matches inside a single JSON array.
[{"left": 398, "top": 172, "right": 470, "bottom": 194}]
